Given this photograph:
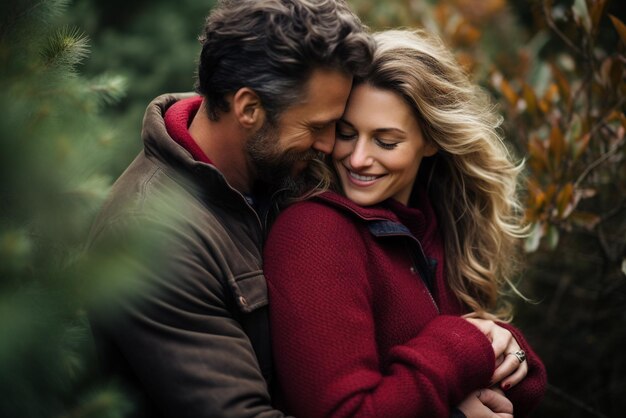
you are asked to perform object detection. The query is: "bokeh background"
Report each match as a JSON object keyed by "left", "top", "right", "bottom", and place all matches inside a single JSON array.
[{"left": 1, "top": 0, "right": 625, "bottom": 417}]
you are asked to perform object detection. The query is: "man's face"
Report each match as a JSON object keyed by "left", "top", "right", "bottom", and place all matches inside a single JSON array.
[{"left": 246, "top": 68, "right": 353, "bottom": 183}]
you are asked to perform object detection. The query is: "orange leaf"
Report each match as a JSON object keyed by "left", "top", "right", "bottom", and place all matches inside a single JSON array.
[
  {"left": 569, "top": 210, "right": 601, "bottom": 230},
  {"left": 609, "top": 14, "right": 626, "bottom": 45},
  {"left": 548, "top": 124, "right": 566, "bottom": 171},
  {"left": 498, "top": 77, "right": 518, "bottom": 107},
  {"left": 522, "top": 83, "right": 538, "bottom": 116},
  {"left": 589, "top": 0, "right": 607, "bottom": 31},
  {"left": 453, "top": 20, "right": 482, "bottom": 46},
  {"left": 573, "top": 132, "right": 591, "bottom": 161},
  {"left": 545, "top": 184, "right": 557, "bottom": 203},
  {"left": 543, "top": 83, "right": 559, "bottom": 103},
  {"left": 550, "top": 63, "right": 571, "bottom": 106},
  {"left": 556, "top": 183, "right": 574, "bottom": 218},
  {"left": 528, "top": 136, "right": 548, "bottom": 172}
]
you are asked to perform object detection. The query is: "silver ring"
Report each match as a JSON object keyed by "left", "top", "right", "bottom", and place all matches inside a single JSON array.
[{"left": 508, "top": 349, "right": 526, "bottom": 363}]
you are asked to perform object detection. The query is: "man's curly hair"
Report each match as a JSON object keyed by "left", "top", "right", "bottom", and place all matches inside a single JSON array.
[{"left": 195, "top": 0, "right": 374, "bottom": 121}]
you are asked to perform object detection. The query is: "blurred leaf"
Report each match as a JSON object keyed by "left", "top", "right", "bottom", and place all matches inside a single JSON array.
[
  {"left": 572, "top": 132, "right": 591, "bottom": 161},
  {"left": 572, "top": 0, "right": 592, "bottom": 32},
  {"left": 455, "top": 0, "right": 506, "bottom": 23},
  {"left": 556, "top": 182, "right": 575, "bottom": 218},
  {"left": 0, "top": 229, "right": 33, "bottom": 274},
  {"left": 59, "top": 384, "right": 134, "bottom": 418},
  {"left": 453, "top": 20, "right": 482, "bottom": 46},
  {"left": 522, "top": 82, "right": 538, "bottom": 116},
  {"left": 539, "top": 83, "right": 558, "bottom": 113},
  {"left": 569, "top": 210, "right": 601, "bottom": 230},
  {"left": 550, "top": 62, "right": 571, "bottom": 107},
  {"left": 491, "top": 72, "right": 518, "bottom": 107},
  {"left": 528, "top": 135, "right": 549, "bottom": 172},
  {"left": 589, "top": 0, "right": 607, "bottom": 33},
  {"left": 548, "top": 124, "right": 566, "bottom": 173},
  {"left": 575, "top": 187, "right": 597, "bottom": 200},
  {"left": 546, "top": 224, "right": 560, "bottom": 250},
  {"left": 566, "top": 114, "right": 582, "bottom": 147},
  {"left": 609, "top": 14, "right": 626, "bottom": 45}
]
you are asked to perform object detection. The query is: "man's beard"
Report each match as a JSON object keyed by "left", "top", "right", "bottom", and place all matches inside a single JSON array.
[{"left": 246, "top": 120, "right": 321, "bottom": 193}]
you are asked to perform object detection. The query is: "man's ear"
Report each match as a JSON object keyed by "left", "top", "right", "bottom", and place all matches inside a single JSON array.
[{"left": 232, "top": 87, "right": 265, "bottom": 129}]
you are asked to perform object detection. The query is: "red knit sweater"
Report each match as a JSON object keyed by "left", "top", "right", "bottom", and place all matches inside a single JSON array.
[{"left": 264, "top": 190, "right": 546, "bottom": 418}]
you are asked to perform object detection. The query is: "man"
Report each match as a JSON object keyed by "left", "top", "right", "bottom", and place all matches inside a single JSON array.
[{"left": 87, "top": 0, "right": 373, "bottom": 417}]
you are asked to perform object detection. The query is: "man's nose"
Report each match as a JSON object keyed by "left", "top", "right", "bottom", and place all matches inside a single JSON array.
[{"left": 312, "top": 125, "right": 336, "bottom": 155}]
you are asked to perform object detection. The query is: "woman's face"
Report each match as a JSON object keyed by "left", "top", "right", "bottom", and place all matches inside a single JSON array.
[{"left": 332, "top": 83, "right": 436, "bottom": 206}]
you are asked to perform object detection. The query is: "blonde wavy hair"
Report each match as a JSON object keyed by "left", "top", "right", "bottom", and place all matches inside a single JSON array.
[
  {"left": 291, "top": 30, "right": 527, "bottom": 321},
  {"left": 289, "top": 29, "right": 527, "bottom": 319},
  {"left": 350, "top": 29, "right": 526, "bottom": 320}
]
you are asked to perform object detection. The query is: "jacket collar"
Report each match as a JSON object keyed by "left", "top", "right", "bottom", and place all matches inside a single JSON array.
[{"left": 141, "top": 93, "right": 255, "bottom": 213}]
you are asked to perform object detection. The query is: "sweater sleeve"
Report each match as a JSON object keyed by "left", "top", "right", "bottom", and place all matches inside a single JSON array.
[
  {"left": 498, "top": 322, "right": 547, "bottom": 417},
  {"left": 264, "top": 202, "right": 495, "bottom": 418}
]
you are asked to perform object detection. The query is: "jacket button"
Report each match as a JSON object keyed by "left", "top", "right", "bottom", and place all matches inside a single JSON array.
[
  {"left": 410, "top": 267, "right": 416, "bottom": 274},
  {"left": 239, "top": 296, "right": 248, "bottom": 306}
]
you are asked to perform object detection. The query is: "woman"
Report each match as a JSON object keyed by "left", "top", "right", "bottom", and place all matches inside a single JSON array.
[{"left": 264, "top": 29, "right": 546, "bottom": 418}]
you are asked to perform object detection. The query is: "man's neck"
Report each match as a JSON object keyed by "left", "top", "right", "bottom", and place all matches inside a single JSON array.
[{"left": 189, "top": 100, "right": 253, "bottom": 193}]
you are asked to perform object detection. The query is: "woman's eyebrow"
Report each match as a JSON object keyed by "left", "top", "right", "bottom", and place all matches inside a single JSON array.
[
  {"left": 338, "top": 119, "right": 406, "bottom": 135},
  {"left": 373, "top": 127, "right": 406, "bottom": 135}
]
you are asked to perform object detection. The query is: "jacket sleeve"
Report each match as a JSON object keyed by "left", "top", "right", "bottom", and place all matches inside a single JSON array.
[
  {"left": 497, "top": 322, "right": 547, "bottom": 417},
  {"left": 88, "top": 214, "right": 289, "bottom": 418},
  {"left": 263, "top": 203, "right": 495, "bottom": 418}
]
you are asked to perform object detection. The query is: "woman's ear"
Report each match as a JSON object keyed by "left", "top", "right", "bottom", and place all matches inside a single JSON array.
[
  {"left": 232, "top": 87, "right": 266, "bottom": 129},
  {"left": 424, "top": 141, "right": 438, "bottom": 157}
]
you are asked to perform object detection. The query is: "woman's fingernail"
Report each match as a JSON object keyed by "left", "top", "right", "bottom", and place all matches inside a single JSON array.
[{"left": 502, "top": 383, "right": 511, "bottom": 390}]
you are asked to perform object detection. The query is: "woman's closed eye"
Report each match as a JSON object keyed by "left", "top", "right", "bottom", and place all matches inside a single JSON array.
[{"left": 375, "top": 138, "right": 398, "bottom": 150}]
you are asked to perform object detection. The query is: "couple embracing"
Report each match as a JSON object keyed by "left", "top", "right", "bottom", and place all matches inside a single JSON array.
[{"left": 88, "top": 1, "right": 547, "bottom": 417}]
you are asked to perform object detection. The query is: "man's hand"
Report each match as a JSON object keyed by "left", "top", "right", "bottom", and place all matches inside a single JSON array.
[{"left": 457, "top": 388, "right": 514, "bottom": 418}]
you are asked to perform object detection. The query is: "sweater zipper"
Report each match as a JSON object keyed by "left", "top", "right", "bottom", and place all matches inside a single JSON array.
[
  {"left": 374, "top": 231, "right": 440, "bottom": 314},
  {"left": 328, "top": 206, "right": 441, "bottom": 314},
  {"left": 405, "top": 237, "right": 440, "bottom": 315}
]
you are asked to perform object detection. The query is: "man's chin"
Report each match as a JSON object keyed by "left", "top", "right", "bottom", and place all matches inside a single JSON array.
[{"left": 290, "top": 160, "right": 310, "bottom": 177}]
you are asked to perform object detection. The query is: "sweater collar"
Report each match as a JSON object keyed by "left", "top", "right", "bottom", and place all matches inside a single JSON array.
[
  {"left": 164, "top": 96, "right": 212, "bottom": 164},
  {"left": 314, "top": 187, "right": 437, "bottom": 241}
]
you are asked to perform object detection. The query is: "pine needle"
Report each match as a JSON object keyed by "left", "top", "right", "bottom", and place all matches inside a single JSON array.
[{"left": 42, "top": 26, "right": 90, "bottom": 71}]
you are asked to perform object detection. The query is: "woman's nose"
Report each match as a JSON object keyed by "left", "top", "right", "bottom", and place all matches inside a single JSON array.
[{"left": 349, "top": 138, "right": 373, "bottom": 169}]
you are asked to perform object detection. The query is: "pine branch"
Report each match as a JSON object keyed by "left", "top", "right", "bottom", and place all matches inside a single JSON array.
[
  {"left": 42, "top": 26, "right": 90, "bottom": 71},
  {"left": 87, "top": 74, "right": 128, "bottom": 105}
]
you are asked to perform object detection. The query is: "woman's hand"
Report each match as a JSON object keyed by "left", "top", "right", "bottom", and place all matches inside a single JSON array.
[
  {"left": 457, "top": 388, "right": 513, "bottom": 418},
  {"left": 464, "top": 316, "right": 528, "bottom": 390}
]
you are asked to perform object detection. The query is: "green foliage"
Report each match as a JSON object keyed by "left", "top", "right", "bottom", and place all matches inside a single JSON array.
[
  {"left": 0, "top": 1, "right": 142, "bottom": 417},
  {"left": 63, "top": 0, "right": 217, "bottom": 176}
]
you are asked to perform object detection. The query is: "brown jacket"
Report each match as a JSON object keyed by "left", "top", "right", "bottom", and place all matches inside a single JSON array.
[{"left": 88, "top": 94, "right": 286, "bottom": 418}]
